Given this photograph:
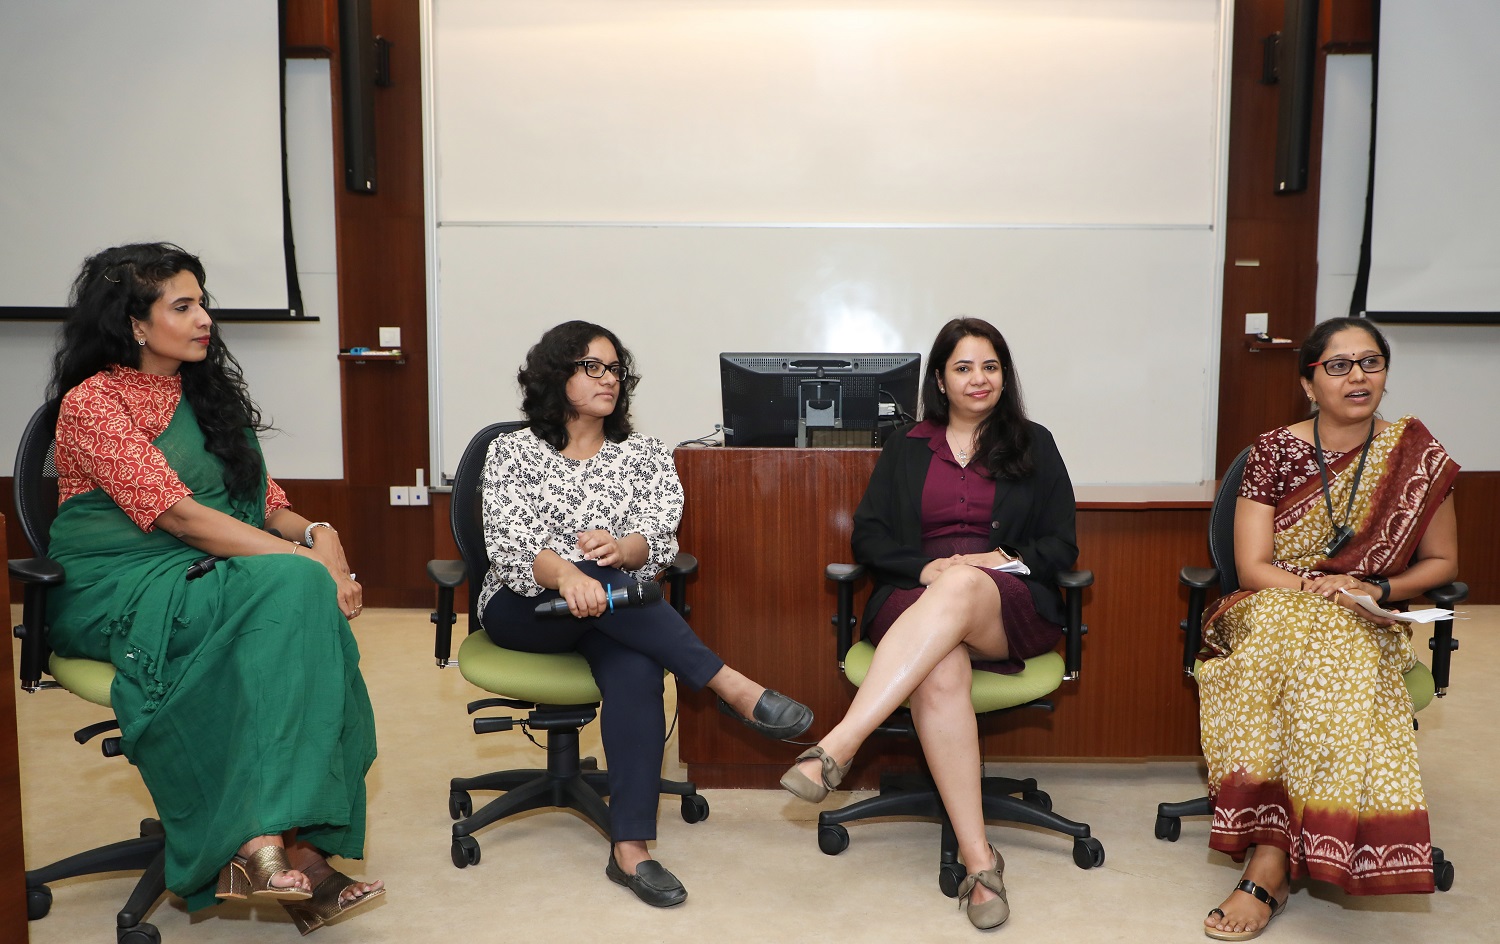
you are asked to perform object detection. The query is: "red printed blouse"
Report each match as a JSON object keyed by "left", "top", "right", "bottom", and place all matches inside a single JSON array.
[{"left": 54, "top": 366, "right": 289, "bottom": 532}]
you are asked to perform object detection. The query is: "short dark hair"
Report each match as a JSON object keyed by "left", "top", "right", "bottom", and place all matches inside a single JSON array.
[
  {"left": 1299, "top": 316, "right": 1391, "bottom": 382},
  {"left": 49, "top": 242, "right": 269, "bottom": 499},
  {"left": 919, "top": 317, "right": 1033, "bottom": 480},
  {"left": 518, "top": 320, "right": 640, "bottom": 450}
]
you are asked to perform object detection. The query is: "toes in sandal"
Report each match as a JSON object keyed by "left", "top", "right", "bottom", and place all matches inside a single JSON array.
[
  {"left": 281, "top": 870, "right": 386, "bottom": 935},
  {"left": 216, "top": 846, "right": 312, "bottom": 901},
  {"left": 1204, "top": 879, "right": 1286, "bottom": 941}
]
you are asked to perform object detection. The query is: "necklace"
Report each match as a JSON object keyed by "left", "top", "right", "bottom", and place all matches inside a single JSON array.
[{"left": 948, "top": 429, "right": 974, "bottom": 465}]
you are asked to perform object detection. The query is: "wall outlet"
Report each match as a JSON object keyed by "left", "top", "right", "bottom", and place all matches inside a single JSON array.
[
  {"left": 389, "top": 485, "right": 410, "bottom": 506},
  {"left": 379, "top": 326, "right": 402, "bottom": 348},
  {"left": 410, "top": 485, "right": 430, "bottom": 506}
]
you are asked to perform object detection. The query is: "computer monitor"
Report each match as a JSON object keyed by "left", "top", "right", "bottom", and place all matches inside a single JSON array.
[{"left": 719, "top": 352, "right": 922, "bottom": 447}]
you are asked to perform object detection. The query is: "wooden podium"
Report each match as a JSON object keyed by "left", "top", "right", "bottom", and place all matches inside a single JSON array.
[{"left": 673, "top": 447, "right": 1212, "bottom": 788}]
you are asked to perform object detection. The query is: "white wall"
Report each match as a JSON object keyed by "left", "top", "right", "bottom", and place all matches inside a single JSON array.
[
  {"left": 426, "top": 0, "right": 1230, "bottom": 485},
  {"left": 1317, "top": 55, "right": 1500, "bottom": 470}
]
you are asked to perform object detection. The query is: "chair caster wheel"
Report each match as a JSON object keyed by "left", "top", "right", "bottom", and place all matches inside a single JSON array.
[
  {"left": 938, "top": 861, "right": 967, "bottom": 898},
  {"left": 1154, "top": 814, "right": 1181, "bottom": 842},
  {"left": 680, "top": 794, "right": 710, "bottom": 824},
  {"left": 1073, "top": 836, "right": 1105, "bottom": 869},
  {"left": 118, "top": 924, "right": 161, "bottom": 944},
  {"left": 818, "top": 823, "right": 849, "bottom": 855},
  {"left": 1022, "top": 789, "right": 1053, "bottom": 812},
  {"left": 452, "top": 835, "right": 481, "bottom": 868},
  {"left": 582, "top": 756, "right": 600, "bottom": 770},
  {"left": 449, "top": 790, "right": 473, "bottom": 820},
  {"left": 27, "top": 885, "right": 52, "bottom": 920},
  {"left": 1434, "top": 856, "right": 1455, "bottom": 891}
]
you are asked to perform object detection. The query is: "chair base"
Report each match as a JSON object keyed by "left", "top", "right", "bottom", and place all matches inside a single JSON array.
[
  {"left": 817, "top": 769, "right": 1104, "bottom": 896},
  {"left": 447, "top": 717, "right": 707, "bottom": 869},
  {"left": 1152, "top": 795, "right": 1455, "bottom": 892},
  {"left": 26, "top": 817, "right": 168, "bottom": 942}
]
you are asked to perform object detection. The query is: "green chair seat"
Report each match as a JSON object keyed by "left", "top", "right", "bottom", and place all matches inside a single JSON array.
[
  {"left": 48, "top": 655, "right": 115, "bottom": 709},
  {"left": 1190, "top": 657, "right": 1436, "bottom": 714},
  {"left": 457, "top": 632, "right": 602, "bottom": 705},
  {"left": 842, "top": 640, "right": 1065, "bottom": 712}
]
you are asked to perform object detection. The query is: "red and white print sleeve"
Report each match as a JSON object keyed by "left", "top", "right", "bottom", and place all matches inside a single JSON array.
[
  {"left": 55, "top": 391, "right": 192, "bottom": 532},
  {"left": 264, "top": 476, "right": 291, "bottom": 518}
]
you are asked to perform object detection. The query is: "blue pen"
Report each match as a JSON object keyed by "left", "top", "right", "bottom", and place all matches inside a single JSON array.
[{"left": 606, "top": 583, "right": 614, "bottom": 613}]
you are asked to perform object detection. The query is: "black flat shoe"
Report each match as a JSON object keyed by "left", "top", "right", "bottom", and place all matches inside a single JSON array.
[
  {"left": 605, "top": 854, "right": 687, "bottom": 908},
  {"left": 717, "top": 689, "right": 814, "bottom": 740}
]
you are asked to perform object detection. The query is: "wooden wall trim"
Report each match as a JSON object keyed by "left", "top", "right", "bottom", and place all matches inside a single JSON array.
[{"left": 0, "top": 516, "right": 28, "bottom": 939}]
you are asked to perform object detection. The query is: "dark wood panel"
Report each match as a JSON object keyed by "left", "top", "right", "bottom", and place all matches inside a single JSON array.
[
  {"left": 285, "top": 0, "right": 337, "bottom": 57},
  {"left": 0, "top": 517, "right": 27, "bottom": 939},
  {"left": 1454, "top": 472, "right": 1500, "bottom": 604},
  {"left": 1322, "top": 0, "right": 1375, "bottom": 53},
  {"left": 674, "top": 448, "right": 1212, "bottom": 788}
]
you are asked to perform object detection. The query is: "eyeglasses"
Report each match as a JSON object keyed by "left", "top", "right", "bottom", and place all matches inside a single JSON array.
[
  {"left": 1306, "top": 354, "right": 1386, "bottom": 377},
  {"left": 574, "top": 359, "right": 628, "bottom": 381}
]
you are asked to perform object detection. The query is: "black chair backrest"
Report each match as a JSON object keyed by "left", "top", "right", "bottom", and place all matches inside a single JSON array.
[
  {"left": 13, "top": 399, "right": 62, "bottom": 558},
  {"left": 450, "top": 420, "right": 529, "bottom": 632},
  {"left": 1207, "top": 446, "right": 1253, "bottom": 596}
]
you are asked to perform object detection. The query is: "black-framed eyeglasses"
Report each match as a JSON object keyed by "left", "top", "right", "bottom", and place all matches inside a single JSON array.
[
  {"left": 574, "top": 359, "right": 628, "bottom": 381},
  {"left": 1306, "top": 354, "right": 1386, "bottom": 377}
]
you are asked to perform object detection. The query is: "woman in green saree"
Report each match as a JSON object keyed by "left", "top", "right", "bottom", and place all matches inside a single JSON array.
[
  {"left": 1198, "top": 317, "right": 1459, "bottom": 941},
  {"left": 45, "top": 243, "right": 382, "bottom": 934}
]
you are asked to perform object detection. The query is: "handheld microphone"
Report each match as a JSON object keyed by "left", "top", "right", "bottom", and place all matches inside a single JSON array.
[
  {"left": 185, "top": 556, "right": 219, "bottom": 581},
  {"left": 534, "top": 580, "right": 663, "bottom": 617}
]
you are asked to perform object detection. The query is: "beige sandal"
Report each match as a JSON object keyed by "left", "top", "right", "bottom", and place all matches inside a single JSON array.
[
  {"left": 778, "top": 746, "right": 851, "bottom": 802},
  {"left": 957, "top": 844, "right": 1010, "bottom": 930},
  {"left": 215, "top": 845, "right": 312, "bottom": 901},
  {"left": 1205, "top": 879, "right": 1287, "bottom": 941},
  {"left": 280, "top": 869, "right": 385, "bottom": 935}
]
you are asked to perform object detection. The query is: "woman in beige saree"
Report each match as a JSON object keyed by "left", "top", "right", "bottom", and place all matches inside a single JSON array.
[{"left": 1199, "top": 318, "right": 1459, "bottom": 941}]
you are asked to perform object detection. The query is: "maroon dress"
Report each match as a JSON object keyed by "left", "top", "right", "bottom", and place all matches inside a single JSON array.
[{"left": 864, "top": 433, "right": 1062, "bottom": 675}]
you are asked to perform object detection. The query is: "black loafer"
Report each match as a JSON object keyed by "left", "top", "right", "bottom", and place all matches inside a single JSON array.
[
  {"left": 605, "top": 854, "right": 687, "bottom": 908},
  {"left": 717, "top": 689, "right": 814, "bottom": 740}
]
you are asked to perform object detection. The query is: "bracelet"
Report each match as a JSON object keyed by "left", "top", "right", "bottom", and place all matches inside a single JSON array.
[
  {"left": 289, "top": 542, "right": 299, "bottom": 556},
  {"left": 304, "top": 521, "right": 334, "bottom": 547}
]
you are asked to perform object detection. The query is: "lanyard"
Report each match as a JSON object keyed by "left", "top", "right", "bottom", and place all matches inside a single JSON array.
[{"left": 1312, "top": 415, "right": 1376, "bottom": 532}]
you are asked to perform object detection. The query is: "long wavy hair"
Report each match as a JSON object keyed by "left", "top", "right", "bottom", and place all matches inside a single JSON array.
[
  {"left": 518, "top": 320, "right": 640, "bottom": 450},
  {"left": 48, "top": 242, "right": 269, "bottom": 499},
  {"left": 919, "top": 317, "right": 1034, "bottom": 480}
]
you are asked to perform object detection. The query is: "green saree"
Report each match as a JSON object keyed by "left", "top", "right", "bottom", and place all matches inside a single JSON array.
[{"left": 46, "top": 400, "right": 377, "bottom": 911}]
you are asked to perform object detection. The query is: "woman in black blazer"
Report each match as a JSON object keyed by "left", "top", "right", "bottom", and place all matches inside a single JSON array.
[{"left": 781, "top": 318, "right": 1078, "bottom": 931}]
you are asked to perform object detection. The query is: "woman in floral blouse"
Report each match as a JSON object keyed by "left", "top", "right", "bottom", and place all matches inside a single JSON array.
[{"left": 479, "top": 320, "right": 811, "bottom": 908}]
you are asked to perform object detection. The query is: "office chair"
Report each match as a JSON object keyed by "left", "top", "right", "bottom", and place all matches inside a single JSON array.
[
  {"left": 9, "top": 398, "right": 170, "bottom": 944},
  {"left": 816, "top": 561, "right": 1102, "bottom": 896},
  {"left": 1154, "top": 446, "right": 1464, "bottom": 891},
  {"left": 427, "top": 421, "right": 708, "bottom": 870}
]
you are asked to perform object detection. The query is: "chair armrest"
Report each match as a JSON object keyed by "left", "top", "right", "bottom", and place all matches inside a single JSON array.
[
  {"left": 426, "top": 558, "right": 468, "bottom": 668},
  {"left": 1058, "top": 571, "right": 1092, "bottom": 682},
  {"left": 10, "top": 556, "right": 65, "bottom": 691},
  {"left": 825, "top": 563, "right": 867, "bottom": 662},
  {"left": 663, "top": 552, "right": 698, "bottom": 618},
  {"left": 1425, "top": 581, "right": 1467, "bottom": 695},
  {"left": 427, "top": 558, "right": 466, "bottom": 589},
  {"left": 9, "top": 557, "right": 65, "bottom": 586},
  {"left": 666, "top": 552, "right": 699, "bottom": 578},
  {"left": 1180, "top": 566, "right": 1218, "bottom": 591}
]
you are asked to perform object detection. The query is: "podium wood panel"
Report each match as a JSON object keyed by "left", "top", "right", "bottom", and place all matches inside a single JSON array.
[{"left": 675, "top": 448, "right": 1210, "bottom": 788}]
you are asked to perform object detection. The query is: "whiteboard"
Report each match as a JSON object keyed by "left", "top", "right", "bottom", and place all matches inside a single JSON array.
[{"left": 425, "top": 0, "right": 1228, "bottom": 484}]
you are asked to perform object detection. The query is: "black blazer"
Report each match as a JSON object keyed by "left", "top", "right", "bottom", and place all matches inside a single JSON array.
[{"left": 851, "top": 420, "right": 1078, "bottom": 628}]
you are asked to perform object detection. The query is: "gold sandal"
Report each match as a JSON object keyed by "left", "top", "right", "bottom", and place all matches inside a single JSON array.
[
  {"left": 215, "top": 845, "right": 312, "bottom": 901},
  {"left": 956, "top": 844, "right": 1010, "bottom": 930},
  {"left": 281, "top": 870, "right": 385, "bottom": 935}
]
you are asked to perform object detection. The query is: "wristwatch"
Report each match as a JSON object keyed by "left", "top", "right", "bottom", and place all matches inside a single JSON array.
[
  {"left": 304, "top": 521, "right": 334, "bottom": 547},
  {"left": 1366, "top": 574, "right": 1390, "bottom": 605}
]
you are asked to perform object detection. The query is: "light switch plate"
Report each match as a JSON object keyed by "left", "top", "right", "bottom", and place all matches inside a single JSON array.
[
  {"left": 379, "top": 326, "right": 402, "bottom": 348},
  {"left": 1244, "top": 312, "right": 1269, "bottom": 335}
]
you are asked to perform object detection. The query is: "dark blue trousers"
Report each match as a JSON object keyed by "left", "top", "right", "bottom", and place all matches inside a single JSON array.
[{"left": 481, "top": 562, "right": 724, "bottom": 841}]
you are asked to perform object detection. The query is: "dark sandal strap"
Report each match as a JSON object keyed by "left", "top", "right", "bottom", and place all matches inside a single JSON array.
[
  {"left": 1234, "top": 879, "right": 1281, "bottom": 914},
  {"left": 1206, "top": 908, "right": 1226, "bottom": 920}
]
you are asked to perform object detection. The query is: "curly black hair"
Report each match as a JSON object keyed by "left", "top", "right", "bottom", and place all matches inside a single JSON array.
[
  {"left": 918, "top": 317, "right": 1034, "bottom": 480},
  {"left": 518, "top": 320, "right": 640, "bottom": 450},
  {"left": 48, "top": 242, "right": 270, "bottom": 499}
]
